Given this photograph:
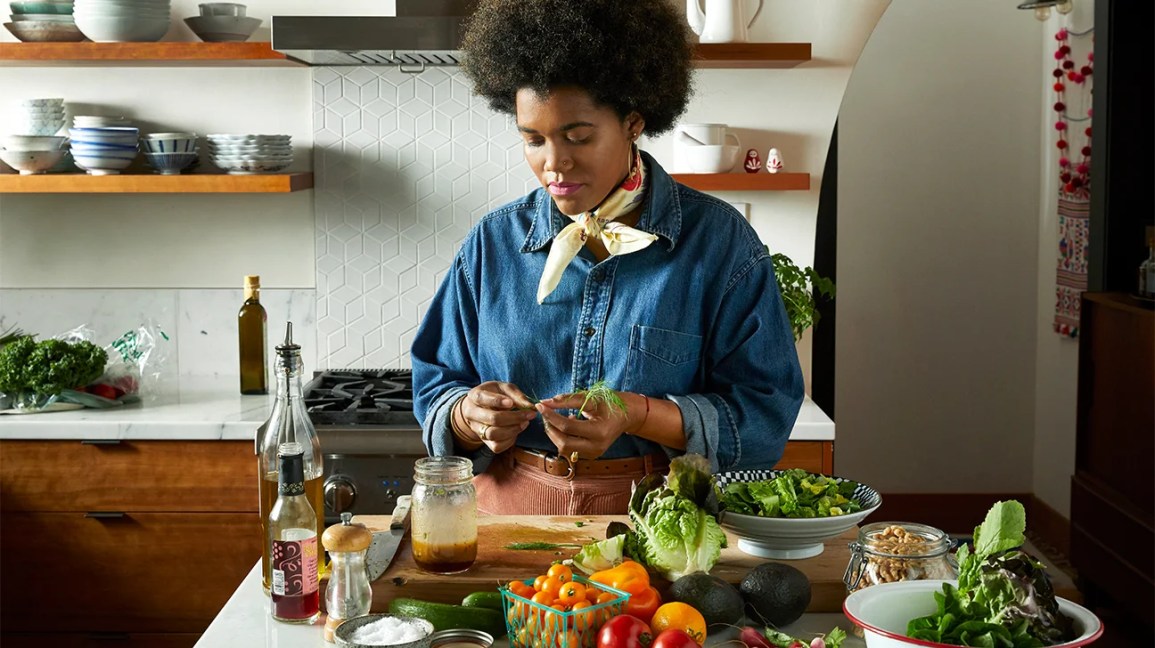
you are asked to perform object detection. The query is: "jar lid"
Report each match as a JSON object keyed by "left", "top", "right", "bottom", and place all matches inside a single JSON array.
[
  {"left": 322, "top": 512, "right": 372, "bottom": 552},
  {"left": 429, "top": 628, "right": 494, "bottom": 647}
]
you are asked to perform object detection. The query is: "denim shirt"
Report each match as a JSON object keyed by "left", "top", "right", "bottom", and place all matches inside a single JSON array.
[{"left": 411, "top": 151, "right": 804, "bottom": 474}]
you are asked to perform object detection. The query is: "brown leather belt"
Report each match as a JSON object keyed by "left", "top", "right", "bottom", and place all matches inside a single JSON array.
[{"left": 508, "top": 448, "right": 669, "bottom": 480}]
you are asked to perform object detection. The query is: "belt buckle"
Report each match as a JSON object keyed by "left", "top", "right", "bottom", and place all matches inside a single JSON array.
[{"left": 555, "top": 453, "right": 577, "bottom": 481}]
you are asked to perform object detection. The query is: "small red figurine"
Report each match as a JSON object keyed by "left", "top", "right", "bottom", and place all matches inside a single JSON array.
[{"left": 743, "top": 148, "right": 761, "bottom": 174}]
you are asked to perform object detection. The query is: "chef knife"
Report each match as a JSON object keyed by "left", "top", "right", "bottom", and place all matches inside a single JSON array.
[{"left": 367, "top": 495, "right": 411, "bottom": 581}]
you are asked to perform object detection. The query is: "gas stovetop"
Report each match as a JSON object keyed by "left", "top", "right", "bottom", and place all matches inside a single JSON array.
[{"left": 303, "top": 369, "right": 418, "bottom": 426}]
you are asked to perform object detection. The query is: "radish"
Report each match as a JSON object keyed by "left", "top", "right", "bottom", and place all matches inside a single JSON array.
[
  {"left": 810, "top": 638, "right": 826, "bottom": 648},
  {"left": 738, "top": 627, "right": 773, "bottom": 648}
]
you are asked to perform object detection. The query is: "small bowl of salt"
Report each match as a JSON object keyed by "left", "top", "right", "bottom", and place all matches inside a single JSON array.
[{"left": 334, "top": 614, "right": 436, "bottom": 648}]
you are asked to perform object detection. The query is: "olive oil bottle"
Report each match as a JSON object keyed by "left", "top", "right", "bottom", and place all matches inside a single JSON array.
[{"left": 238, "top": 275, "right": 268, "bottom": 395}]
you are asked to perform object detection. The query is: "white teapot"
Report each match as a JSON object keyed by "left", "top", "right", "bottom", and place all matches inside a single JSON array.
[{"left": 686, "top": 0, "right": 764, "bottom": 44}]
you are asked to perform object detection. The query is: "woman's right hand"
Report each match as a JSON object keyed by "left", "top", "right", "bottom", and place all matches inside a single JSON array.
[{"left": 454, "top": 381, "right": 537, "bottom": 454}]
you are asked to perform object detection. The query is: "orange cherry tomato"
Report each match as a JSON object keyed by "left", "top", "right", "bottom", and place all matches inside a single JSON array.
[
  {"left": 595, "top": 591, "right": 617, "bottom": 605},
  {"left": 557, "top": 580, "right": 587, "bottom": 606},
  {"left": 624, "top": 585, "right": 662, "bottom": 625},
  {"left": 547, "top": 563, "right": 574, "bottom": 583},
  {"left": 531, "top": 590, "right": 555, "bottom": 606},
  {"left": 541, "top": 575, "right": 564, "bottom": 597},
  {"left": 534, "top": 575, "right": 549, "bottom": 592},
  {"left": 585, "top": 585, "right": 601, "bottom": 603}
]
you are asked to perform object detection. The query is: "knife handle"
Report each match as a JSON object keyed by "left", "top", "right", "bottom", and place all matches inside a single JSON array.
[{"left": 391, "top": 495, "right": 412, "bottom": 532}]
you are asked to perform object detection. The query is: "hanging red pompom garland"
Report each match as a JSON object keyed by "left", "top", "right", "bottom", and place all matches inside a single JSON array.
[{"left": 1053, "top": 27, "right": 1093, "bottom": 198}]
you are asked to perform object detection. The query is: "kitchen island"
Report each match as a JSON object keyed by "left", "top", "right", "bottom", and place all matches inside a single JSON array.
[{"left": 195, "top": 561, "right": 864, "bottom": 648}]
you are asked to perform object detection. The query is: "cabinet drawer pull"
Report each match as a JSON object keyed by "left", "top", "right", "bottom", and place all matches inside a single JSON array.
[
  {"left": 81, "top": 439, "right": 123, "bottom": 445},
  {"left": 85, "top": 511, "right": 127, "bottom": 519}
]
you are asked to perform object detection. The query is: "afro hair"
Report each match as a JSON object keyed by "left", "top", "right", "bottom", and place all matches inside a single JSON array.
[{"left": 460, "top": 0, "right": 695, "bottom": 135}]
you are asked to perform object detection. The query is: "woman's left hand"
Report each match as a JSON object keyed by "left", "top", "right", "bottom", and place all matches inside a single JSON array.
[{"left": 536, "top": 391, "right": 641, "bottom": 459}]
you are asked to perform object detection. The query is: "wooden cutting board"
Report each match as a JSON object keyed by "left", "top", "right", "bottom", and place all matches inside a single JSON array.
[{"left": 352, "top": 514, "right": 857, "bottom": 613}]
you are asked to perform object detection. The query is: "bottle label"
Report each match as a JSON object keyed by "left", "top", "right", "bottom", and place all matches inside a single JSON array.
[{"left": 271, "top": 536, "right": 318, "bottom": 596}]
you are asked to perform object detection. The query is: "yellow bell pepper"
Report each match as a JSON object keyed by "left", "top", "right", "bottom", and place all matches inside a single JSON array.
[{"left": 588, "top": 559, "right": 650, "bottom": 596}]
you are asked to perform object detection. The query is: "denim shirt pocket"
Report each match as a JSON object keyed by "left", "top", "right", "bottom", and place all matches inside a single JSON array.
[{"left": 625, "top": 325, "right": 703, "bottom": 394}]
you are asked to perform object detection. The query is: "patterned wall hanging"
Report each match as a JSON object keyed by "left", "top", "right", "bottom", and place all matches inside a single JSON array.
[{"left": 1052, "top": 26, "right": 1093, "bottom": 338}]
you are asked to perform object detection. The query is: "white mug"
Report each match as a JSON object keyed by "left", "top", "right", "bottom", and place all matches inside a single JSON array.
[{"left": 675, "top": 122, "right": 739, "bottom": 147}]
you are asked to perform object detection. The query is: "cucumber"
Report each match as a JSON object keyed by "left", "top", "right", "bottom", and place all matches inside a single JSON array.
[
  {"left": 388, "top": 597, "right": 506, "bottom": 637},
  {"left": 461, "top": 590, "right": 504, "bottom": 611}
]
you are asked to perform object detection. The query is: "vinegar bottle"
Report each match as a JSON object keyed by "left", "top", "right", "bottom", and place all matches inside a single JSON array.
[
  {"left": 268, "top": 442, "right": 321, "bottom": 624},
  {"left": 238, "top": 275, "right": 268, "bottom": 395},
  {"left": 257, "top": 322, "right": 325, "bottom": 592}
]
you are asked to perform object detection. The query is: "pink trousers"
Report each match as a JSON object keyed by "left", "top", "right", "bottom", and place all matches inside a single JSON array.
[{"left": 474, "top": 453, "right": 649, "bottom": 515}]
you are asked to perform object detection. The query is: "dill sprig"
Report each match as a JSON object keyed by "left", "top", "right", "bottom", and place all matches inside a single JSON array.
[
  {"left": 577, "top": 380, "right": 627, "bottom": 418},
  {"left": 505, "top": 542, "right": 583, "bottom": 551}
]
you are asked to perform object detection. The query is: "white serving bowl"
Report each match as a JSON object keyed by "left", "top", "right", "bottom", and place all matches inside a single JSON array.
[
  {"left": 73, "top": 116, "right": 129, "bottom": 127},
  {"left": 8, "top": 118, "right": 66, "bottom": 136},
  {"left": 0, "top": 148, "right": 65, "bottom": 174},
  {"left": 143, "top": 151, "right": 196, "bottom": 175},
  {"left": 3, "top": 19, "right": 82, "bottom": 40},
  {"left": 843, "top": 580, "right": 1104, "bottom": 648},
  {"left": 716, "top": 469, "right": 882, "bottom": 559},
  {"left": 183, "top": 14, "right": 258, "bottom": 42},
  {"left": 68, "top": 126, "right": 138, "bottom": 139},
  {"left": 685, "top": 143, "right": 742, "bottom": 173},
  {"left": 0, "top": 134, "right": 67, "bottom": 150},
  {"left": 74, "top": 14, "right": 168, "bottom": 41},
  {"left": 72, "top": 152, "right": 133, "bottom": 174}
]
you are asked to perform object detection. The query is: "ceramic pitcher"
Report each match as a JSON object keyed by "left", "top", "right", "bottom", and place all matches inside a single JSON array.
[{"left": 686, "top": 0, "right": 764, "bottom": 43}]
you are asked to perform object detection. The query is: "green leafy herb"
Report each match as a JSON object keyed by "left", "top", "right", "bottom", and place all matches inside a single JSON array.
[
  {"left": 576, "top": 379, "right": 627, "bottom": 418},
  {"left": 764, "top": 626, "right": 847, "bottom": 648},
  {"left": 0, "top": 325, "right": 26, "bottom": 348},
  {"left": 0, "top": 336, "right": 108, "bottom": 410},
  {"left": 770, "top": 250, "right": 836, "bottom": 341},
  {"left": 504, "top": 542, "right": 582, "bottom": 551},
  {"left": 574, "top": 521, "right": 585, "bottom": 528}
]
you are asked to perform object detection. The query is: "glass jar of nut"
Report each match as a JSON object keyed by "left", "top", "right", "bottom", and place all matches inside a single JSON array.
[{"left": 843, "top": 522, "right": 958, "bottom": 593}]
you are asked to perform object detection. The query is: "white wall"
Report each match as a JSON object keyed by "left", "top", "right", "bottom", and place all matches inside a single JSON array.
[
  {"left": 1032, "top": 4, "right": 1094, "bottom": 518},
  {"left": 837, "top": 0, "right": 1044, "bottom": 493}
]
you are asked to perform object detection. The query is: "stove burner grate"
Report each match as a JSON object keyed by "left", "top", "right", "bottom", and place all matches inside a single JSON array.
[{"left": 304, "top": 369, "right": 418, "bottom": 426}]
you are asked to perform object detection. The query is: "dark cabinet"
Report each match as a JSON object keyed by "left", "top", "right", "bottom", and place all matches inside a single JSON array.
[{"left": 1070, "top": 292, "right": 1154, "bottom": 628}]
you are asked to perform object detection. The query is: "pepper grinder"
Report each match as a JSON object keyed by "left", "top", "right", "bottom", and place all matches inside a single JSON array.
[{"left": 321, "top": 512, "right": 373, "bottom": 643}]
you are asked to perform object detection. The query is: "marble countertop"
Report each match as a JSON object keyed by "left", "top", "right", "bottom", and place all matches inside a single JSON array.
[
  {"left": 195, "top": 561, "right": 862, "bottom": 648},
  {"left": 0, "top": 378, "right": 834, "bottom": 442}
]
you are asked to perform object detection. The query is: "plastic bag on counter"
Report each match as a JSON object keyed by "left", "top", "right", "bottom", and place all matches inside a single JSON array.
[{"left": 57, "top": 319, "right": 173, "bottom": 405}]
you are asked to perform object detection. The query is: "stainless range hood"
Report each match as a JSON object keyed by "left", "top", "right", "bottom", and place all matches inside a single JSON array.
[{"left": 272, "top": 0, "right": 474, "bottom": 69}]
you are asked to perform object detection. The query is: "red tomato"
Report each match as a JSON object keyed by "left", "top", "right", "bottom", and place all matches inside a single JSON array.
[
  {"left": 597, "top": 614, "right": 652, "bottom": 648},
  {"left": 651, "top": 629, "right": 701, "bottom": 648},
  {"left": 623, "top": 586, "right": 661, "bottom": 625}
]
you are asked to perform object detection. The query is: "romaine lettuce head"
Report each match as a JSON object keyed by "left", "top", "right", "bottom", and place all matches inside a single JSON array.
[
  {"left": 572, "top": 534, "right": 628, "bottom": 575},
  {"left": 630, "top": 489, "right": 726, "bottom": 581}
]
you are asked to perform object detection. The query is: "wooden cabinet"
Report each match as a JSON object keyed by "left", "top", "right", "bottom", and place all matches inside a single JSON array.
[
  {"left": 0, "top": 440, "right": 259, "bottom": 645},
  {"left": 776, "top": 440, "right": 834, "bottom": 474},
  {"left": 1071, "top": 293, "right": 1154, "bottom": 628}
]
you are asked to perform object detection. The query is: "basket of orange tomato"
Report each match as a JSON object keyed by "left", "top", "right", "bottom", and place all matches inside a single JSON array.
[{"left": 502, "top": 561, "right": 665, "bottom": 648}]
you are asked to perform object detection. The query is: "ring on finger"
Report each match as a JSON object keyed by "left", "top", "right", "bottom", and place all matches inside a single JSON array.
[{"left": 478, "top": 423, "right": 490, "bottom": 441}]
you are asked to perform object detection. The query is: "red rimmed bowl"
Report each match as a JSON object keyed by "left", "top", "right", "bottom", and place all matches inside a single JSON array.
[{"left": 843, "top": 579, "right": 1103, "bottom": 648}]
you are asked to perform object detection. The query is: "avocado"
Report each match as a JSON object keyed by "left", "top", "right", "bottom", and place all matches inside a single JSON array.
[
  {"left": 738, "top": 562, "right": 812, "bottom": 627},
  {"left": 669, "top": 572, "right": 745, "bottom": 627}
]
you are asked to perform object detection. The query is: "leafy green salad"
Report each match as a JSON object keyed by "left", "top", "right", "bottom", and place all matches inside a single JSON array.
[
  {"left": 907, "top": 500, "right": 1076, "bottom": 647},
  {"left": 719, "top": 469, "right": 863, "bottom": 518}
]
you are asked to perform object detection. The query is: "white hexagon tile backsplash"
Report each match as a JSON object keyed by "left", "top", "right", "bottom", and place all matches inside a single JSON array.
[{"left": 313, "top": 67, "right": 536, "bottom": 369}]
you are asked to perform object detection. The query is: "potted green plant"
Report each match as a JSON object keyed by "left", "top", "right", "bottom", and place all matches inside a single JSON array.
[{"left": 769, "top": 249, "right": 836, "bottom": 341}]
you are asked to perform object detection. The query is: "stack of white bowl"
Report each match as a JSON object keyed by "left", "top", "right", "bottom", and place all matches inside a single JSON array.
[
  {"left": 0, "top": 99, "right": 69, "bottom": 174},
  {"left": 141, "top": 132, "right": 198, "bottom": 175},
  {"left": 74, "top": 0, "right": 170, "bottom": 42},
  {"left": 69, "top": 123, "right": 139, "bottom": 175},
  {"left": 207, "top": 134, "right": 292, "bottom": 175},
  {"left": 5, "top": 0, "right": 83, "bottom": 42}
]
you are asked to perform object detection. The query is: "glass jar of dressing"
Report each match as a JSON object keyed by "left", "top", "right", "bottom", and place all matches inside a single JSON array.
[
  {"left": 411, "top": 456, "right": 477, "bottom": 574},
  {"left": 844, "top": 522, "right": 958, "bottom": 592}
]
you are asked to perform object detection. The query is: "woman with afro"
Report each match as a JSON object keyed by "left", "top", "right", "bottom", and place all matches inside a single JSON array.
[{"left": 411, "top": 0, "right": 803, "bottom": 514}]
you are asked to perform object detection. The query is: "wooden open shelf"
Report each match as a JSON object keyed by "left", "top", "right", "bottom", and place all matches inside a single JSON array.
[
  {"left": 672, "top": 172, "right": 810, "bottom": 191},
  {"left": 0, "top": 42, "right": 302, "bottom": 67},
  {"left": 693, "top": 42, "right": 811, "bottom": 68},
  {"left": 0, "top": 172, "right": 313, "bottom": 193}
]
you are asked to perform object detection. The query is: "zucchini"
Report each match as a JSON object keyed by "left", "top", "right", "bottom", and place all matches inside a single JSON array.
[
  {"left": 388, "top": 597, "right": 506, "bottom": 637},
  {"left": 461, "top": 590, "right": 504, "bottom": 611}
]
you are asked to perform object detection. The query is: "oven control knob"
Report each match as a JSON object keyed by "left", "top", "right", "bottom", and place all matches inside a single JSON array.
[
  {"left": 324, "top": 475, "right": 356, "bottom": 513},
  {"left": 384, "top": 488, "right": 397, "bottom": 500}
]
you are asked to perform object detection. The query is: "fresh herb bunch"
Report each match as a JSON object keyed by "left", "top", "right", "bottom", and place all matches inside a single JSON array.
[
  {"left": 576, "top": 379, "right": 627, "bottom": 418},
  {"left": 0, "top": 324, "right": 25, "bottom": 348},
  {"left": 770, "top": 250, "right": 836, "bottom": 341},
  {"left": 0, "top": 336, "right": 108, "bottom": 409}
]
